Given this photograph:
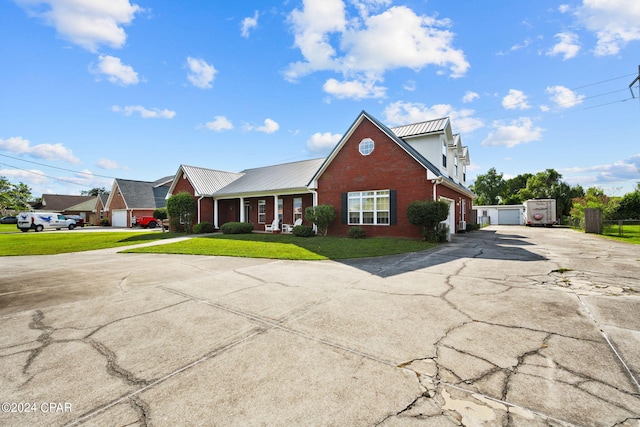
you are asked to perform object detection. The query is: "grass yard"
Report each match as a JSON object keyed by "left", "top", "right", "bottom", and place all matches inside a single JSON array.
[
  {"left": 0, "top": 231, "right": 181, "bottom": 256},
  {"left": 0, "top": 223, "right": 18, "bottom": 233},
  {"left": 124, "top": 233, "right": 436, "bottom": 260},
  {"left": 601, "top": 223, "right": 640, "bottom": 245}
]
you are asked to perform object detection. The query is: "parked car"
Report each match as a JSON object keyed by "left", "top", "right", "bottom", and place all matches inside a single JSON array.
[
  {"left": 65, "top": 215, "right": 86, "bottom": 227},
  {"left": 0, "top": 216, "right": 17, "bottom": 224}
]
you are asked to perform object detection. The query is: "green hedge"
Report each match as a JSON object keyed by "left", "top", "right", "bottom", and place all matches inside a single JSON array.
[
  {"left": 220, "top": 222, "right": 254, "bottom": 234},
  {"left": 347, "top": 226, "right": 366, "bottom": 239},
  {"left": 292, "top": 225, "right": 315, "bottom": 237},
  {"left": 194, "top": 222, "right": 216, "bottom": 234}
]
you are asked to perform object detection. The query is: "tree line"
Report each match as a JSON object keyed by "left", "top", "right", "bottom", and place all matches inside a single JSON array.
[{"left": 470, "top": 168, "right": 640, "bottom": 222}]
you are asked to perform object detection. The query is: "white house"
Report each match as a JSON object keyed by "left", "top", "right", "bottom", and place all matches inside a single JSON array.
[{"left": 474, "top": 204, "right": 525, "bottom": 226}]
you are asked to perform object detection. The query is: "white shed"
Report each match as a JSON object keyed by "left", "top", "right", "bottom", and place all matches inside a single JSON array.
[{"left": 474, "top": 204, "right": 525, "bottom": 226}]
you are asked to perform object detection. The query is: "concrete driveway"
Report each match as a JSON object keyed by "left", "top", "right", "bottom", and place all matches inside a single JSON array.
[{"left": 0, "top": 226, "right": 639, "bottom": 426}]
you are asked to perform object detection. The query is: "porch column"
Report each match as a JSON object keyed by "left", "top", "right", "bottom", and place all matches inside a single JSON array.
[
  {"left": 214, "top": 199, "right": 219, "bottom": 228},
  {"left": 239, "top": 197, "right": 245, "bottom": 222},
  {"left": 273, "top": 195, "right": 279, "bottom": 226}
]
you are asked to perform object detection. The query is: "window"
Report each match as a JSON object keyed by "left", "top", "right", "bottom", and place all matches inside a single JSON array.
[
  {"left": 463, "top": 164, "right": 466, "bottom": 182},
  {"left": 359, "top": 138, "right": 374, "bottom": 156},
  {"left": 258, "top": 200, "right": 266, "bottom": 224},
  {"left": 442, "top": 140, "right": 447, "bottom": 167},
  {"left": 277, "top": 198, "right": 283, "bottom": 223},
  {"left": 293, "top": 197, "right": 303, "bottom": 221},
  {"left": 454, "top": 155, "right": 458, "bottom": 177},
  {"left": 348, "top": 190, "right": 390, "bottom": 225}
]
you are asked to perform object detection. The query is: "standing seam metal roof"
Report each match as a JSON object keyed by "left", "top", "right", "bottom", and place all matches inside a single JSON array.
[
  {"left": 214, "top": 158, "right": 326, "bottom": 196},
  {"left": 180, "top": 165, "right": 244, "bottom": 196},
  {"left": 390, "top": 117, "right": 449, "bottom": 138}
]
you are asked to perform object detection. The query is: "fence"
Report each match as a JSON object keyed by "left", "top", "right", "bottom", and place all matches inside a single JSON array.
[{"left": 602, "top": 220, "right": 640, "bottom": 238}]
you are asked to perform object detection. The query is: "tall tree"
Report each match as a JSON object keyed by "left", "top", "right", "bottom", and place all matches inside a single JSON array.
[
  {"left": 501, "top": 173, "right": 533, "bottom": 204},
  {"left": 0, "top": 177, "right": 32, "bottom": 214},
  {"left": 470, "top": 167, "right": 505, "bottom": 205},
  {"left": 613, "top": 184, "right": 640, "bottom": 219},
  {"left": 80, "top": 187, "right": 109, "bottom": 196}
]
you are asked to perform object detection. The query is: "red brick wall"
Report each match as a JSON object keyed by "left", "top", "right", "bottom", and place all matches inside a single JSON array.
[
  {"left": 318, "top": 117, "right": 433, "bottom": 239},
  {"left": 108, "top": 190, "right": 127, "bottom": 226}
]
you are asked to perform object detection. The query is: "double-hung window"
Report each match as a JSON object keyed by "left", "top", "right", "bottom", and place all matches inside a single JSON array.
[
  {"left": 258, "top": 200, "right": 266, "bottom": 224},
  {"left": 293, "top": 197, "right": 303, "bottom": 221},
  {"left": 348, "top": 190, "right": 390, "bottom": 225}
]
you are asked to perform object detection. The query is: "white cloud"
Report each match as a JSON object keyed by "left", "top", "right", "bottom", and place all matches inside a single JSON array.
[
  {"left": 0, "top": 136, "right": 80, "bottom": 163},
  {"left": 90, "top": 55, "right": 139, "bottom": 86},
  {"left": 323, "top": 78, "right": 386, "bottom": 99},
  {"left": 481, "top": 118, "right": 544, "bottom": 148},
  {"left": 545, "top": 85, "right": 585, "bottom": 108},
  {"left": 383, "top": 101, "right": 484, "bottom": 133},
  {"left": 112, "top": 105, "right": 176, "bottom": 119},
  {"left": 307, "top": 132, "right": 342, "bottom": 152},
  {"left": 561, "top": 154, "right": 640, "bottom": 192},
  {"left": 577, "top": 0, "right": 640, "bottom": 56},
  {"left": 462, "top": 91, "right": 479, "bottom": 103},
  {"left": 241, "top": 11, "right": 259, "bottom": 38},
  {"left": 547, "top": 32, "right": 581, "bottom": 60},
  {"left": 286, "top": 1, "right": 468, "bottom": 99},
  {"left": 204, "top": 116, "right": 233, "bottom": 131},
  {"left": 502, "top": 89, "right": 530, "bottom": 110},
  {"left": 186, "top": 57, "right": 216, "bottom": 89},
  {"left": 95, "top": 158, "right": 124, "bottom": 170},
  {"left": 15, "top": 0, "right": 143, "bottom": 52},
  {"left": 245, "top": 118, "right": 280, "bottom": 134}
]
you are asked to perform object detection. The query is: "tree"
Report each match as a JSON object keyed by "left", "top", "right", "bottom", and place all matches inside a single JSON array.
[
  {"left": 501, "top": 173, "right": 532, "bottom": 204},
  {"left": 470, "top": 168, "right": 505, "bottom": 205},
  {"left": 166, "top": 192, "right": 196, "bottom": 233},
  {"left": 0, "top": 176, "right": 32, "bottom": 215},
  {"left": 305, "top": 205, "right": 336, "bottom": 236},
  {"left": 81, "top": 187, "right": 109, "bottom": 196},
  {"left": 407, "top": 200, "right": 450, "bottom": 241},
  {"left": 570, "top": 187, "right": 619, "bottom": 226},
  {"left": 613, "top": 184, "right": 640, "bottom": 219}
]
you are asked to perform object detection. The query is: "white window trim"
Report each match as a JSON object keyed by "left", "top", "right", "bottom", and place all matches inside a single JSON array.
[
  {"left": 258, "top": 200, "right": 266, "bottom": 224},
  {"left": 359, "top": 138, "right": 374, "bottom": 156},
  {"left": 348, "top": 190, "right": 390, "bottom": 226}
]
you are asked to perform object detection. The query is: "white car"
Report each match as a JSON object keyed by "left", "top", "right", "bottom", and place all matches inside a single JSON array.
[{"left": 17, "top": 212, "right": 77, "bottom": 232}]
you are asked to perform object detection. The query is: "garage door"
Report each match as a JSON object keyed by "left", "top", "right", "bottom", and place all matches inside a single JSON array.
[
  {"left": 112, "top": 210, "right": 128, "bottom": 227},
  {"left": 498, "top": 209, "right": 520, "bottom": 225}
]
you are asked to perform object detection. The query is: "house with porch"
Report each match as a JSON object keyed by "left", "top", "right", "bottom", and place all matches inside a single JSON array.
[{"left": 166, "top": 110, "right": 474, "bottom": 239}]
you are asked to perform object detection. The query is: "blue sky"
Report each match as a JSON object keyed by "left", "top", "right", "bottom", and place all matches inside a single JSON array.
[{"left": 1, "top": 0, "right": 639, "bottom": 199}]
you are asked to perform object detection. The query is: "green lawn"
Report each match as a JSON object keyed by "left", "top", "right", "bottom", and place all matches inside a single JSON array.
[
  {"left": 0, "top": 223, "right": 18, "bottom": 233},
  {"left": 601, "top": 223, "right": 640, "bottom": 245},
  {"left": 0, "top": 231, "right": 181, "bottom": 256},
  {"left": 124, "top": 233, "right": 436, "bottom": 260}
]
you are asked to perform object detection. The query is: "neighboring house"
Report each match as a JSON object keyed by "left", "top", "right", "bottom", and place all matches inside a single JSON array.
[
  {"left": 31, "top": 194, "right": 96, "bottom": 213},
  {"left": 166, "top": 110, "right": 475, "bottom": 239},
  {"left": 105, "top": 177, "right": 174, "bottom": 227},
  {"left": 474, "top": 204, "right": 525, "bottom": 226}
]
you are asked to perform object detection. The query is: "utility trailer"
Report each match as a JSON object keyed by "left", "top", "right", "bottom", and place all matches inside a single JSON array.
[{"left": 524, "top": 199, "right": 557, "bottom": 226}]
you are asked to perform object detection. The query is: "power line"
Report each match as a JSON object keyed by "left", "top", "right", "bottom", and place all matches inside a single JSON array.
[
  {"left": 0, "top": 153, "right": 117, "bottom": 179},
  {"left": 0, "top": 161, "right": 98, "bottom": 189}
]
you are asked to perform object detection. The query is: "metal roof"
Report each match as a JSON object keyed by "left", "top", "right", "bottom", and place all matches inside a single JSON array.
[
  {"left": 390, "top": 117, "right": 449, "bottom": 138},
  {"left": 180, "top": 165, "right": 243, "bottom": 196},
  {"left": 214, "top": 158, "right": 326, "bottom": 196}
]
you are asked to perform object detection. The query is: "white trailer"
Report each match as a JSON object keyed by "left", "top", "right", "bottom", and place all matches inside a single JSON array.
[{"left": 524, "top": 199, "right": 557, "bottom": 226}]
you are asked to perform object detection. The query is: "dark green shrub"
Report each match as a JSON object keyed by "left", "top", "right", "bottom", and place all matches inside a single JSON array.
[
  {"left": 153, "top": 208, "right": 168, "bottom": 220},
  {"left": 292, "top": 225, "right": 315, "bottom": 237},
  {"left": 167, "top": 192, "right": 196, "bottom": 233},
  {"left": 407, "top": 200, "right": 450, "bottom": 241},
  {"left": 194, "top": 221, "right": 215, "bottom": 234},
  {"left": 347, "top": 226, "right": 366, "bottom": 239},
  {"left": 220, "top": 222, "right": 254, "bottom": 234},
  {"left": 100, "top": 218, "right": 110, "bottom": 226},
  {"left": 305, "top": 205, "right": 336, "bottom": 236}
]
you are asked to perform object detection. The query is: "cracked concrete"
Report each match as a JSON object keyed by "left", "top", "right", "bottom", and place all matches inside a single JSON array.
[{"left": 0, "top": 225, "right": 639, "bottom": 426}]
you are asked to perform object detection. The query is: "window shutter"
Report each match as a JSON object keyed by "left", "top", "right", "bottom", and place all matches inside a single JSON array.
[
  {"left": 390, "top": 190, "right": 397, "bottom": 225},
  {"left": 341, "top": 193, "right": 348, "bottom": 224}
]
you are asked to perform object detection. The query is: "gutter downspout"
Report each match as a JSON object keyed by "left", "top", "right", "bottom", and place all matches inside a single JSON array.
[
  {"left": 309, "top": 188, "right": 318, "bottom": 234},
  {"left": 197, "top": 196, "right": 204, "bottom": 224},
  {"left": 432, "top": 177, "right": 444, "bottom": 201}
]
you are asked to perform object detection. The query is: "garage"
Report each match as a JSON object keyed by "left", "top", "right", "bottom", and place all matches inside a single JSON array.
[
  {"left": 112, "top": 210, "right": 128, "bottom": 227},
  {"left": 498, "top": 209, "right": 521, "bottom": 225}
]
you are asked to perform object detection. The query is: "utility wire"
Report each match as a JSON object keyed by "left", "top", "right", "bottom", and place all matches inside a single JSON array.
[
  {"left": 0, "top": 153, "right": 117, "bottom": 179},
  {"left": 0, "top": 162, "right": 96, "bottom": 189}
]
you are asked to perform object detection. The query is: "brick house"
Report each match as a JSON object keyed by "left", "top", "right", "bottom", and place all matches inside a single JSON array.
[
  {"left": 104, "top": 177, "right": 173, "bottom": 227},
  {"left": 166, "top": 111, "right": 474, "bottom": 239}
]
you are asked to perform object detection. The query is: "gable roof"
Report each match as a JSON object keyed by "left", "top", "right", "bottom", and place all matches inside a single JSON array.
[
  {"left": 311, "top": 110, "right": 443, "bottom": 184},
  {"left": 109, "top": 178, "right": 173, "bottom": 209},
  {"left": 36, "top": 194, "right": 95, "bottom": 211},
  {"left": 169, "top": 165, "right": 243, "bottom": 197},
  {"left": 65, "top": 197, "right": 99, "bottom": 212},
  {"left": 214, "top": 158, "right": 326, "bottom": 197},
  {"left": 390, "top": 117, "right": 450, "bottom": 139}
]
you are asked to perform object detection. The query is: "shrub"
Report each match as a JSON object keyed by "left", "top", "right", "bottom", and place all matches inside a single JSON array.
[
  {"left": 167, "top": 192, "right": 196, "bottom": 233},
  {"left": 305, "top": 205, "right": 336, "bottom": 236},
  {"left": 220, "top": 222, "right": 254, "bottom": 234},
  {"left": 292, "top": 225, "right": 316, "bottom": 237},
  {"left": 100, "top": 218, "right": 110, "bottom": 226},
  {"left": 153, "top": 208, "right": 168, "bottom": 220},
  {"left": 194, "top": 221, "right": 216, "bottom": 234},
  {"left": 347, "top": 226, "right": 366, "bottom": 239},
  {"left": 407, "top": 200, "right": 450, "bottom": 242}
]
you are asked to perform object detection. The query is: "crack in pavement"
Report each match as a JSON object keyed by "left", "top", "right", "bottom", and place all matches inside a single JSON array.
[{"left": 129, "top": 395, "right": 150, "bottom": 427}]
